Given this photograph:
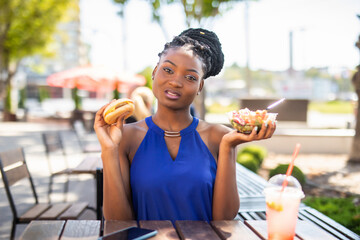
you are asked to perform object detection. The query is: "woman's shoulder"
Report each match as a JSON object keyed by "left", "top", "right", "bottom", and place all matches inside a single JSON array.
[
  {"left": 197, "top": 119, "right": 232, "bottom": 145},
  {"left": 123, "top": 119, "right": 148, "bottom": 135},
  {"left": 121, "top": 119, "right": 149, "bottom": 158},
  {"left": 198, "top": 119, "right": 232, "bottom": 135}
]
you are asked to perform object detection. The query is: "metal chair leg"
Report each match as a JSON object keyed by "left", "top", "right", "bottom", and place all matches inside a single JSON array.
[
  {"left": 63, "top": 174, "right": 70, "bottom": 202},
  {"left": 48, "top": 175, "right": 54, "bottom": 203},
  {"left": 10, "top": 221, "right": 16, "bottom": 240}
]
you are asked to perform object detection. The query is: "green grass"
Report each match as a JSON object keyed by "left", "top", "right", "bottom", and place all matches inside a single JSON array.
[
  {"left": 308, "top": 101, "right": 355, "bottom": 114},
  {"left": 206, "top": 102, "right": 239, "bottom": 114},
  {"left": 303, "top": 196, "right": 360, "bottom": 235}
]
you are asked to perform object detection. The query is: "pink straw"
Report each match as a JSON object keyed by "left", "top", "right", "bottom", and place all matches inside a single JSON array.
[{"left": 281, "top": 143, "right": 301, "bottom": 191}]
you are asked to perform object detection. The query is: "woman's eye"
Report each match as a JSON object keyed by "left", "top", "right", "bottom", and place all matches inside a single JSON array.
[
  {"left": 186, "top": 75, "right": 197, "bottom": 81},
  {"left": 163, "top": 67, "right": 173, "bottom": 74}
]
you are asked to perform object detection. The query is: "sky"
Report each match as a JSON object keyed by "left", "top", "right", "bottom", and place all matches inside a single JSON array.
[{"left": 80, "top": 0, "right": 360, "bottom": 75}]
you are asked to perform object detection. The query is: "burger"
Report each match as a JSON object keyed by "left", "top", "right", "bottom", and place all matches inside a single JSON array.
[
  {"left": 103, "top": 98, "right": 135, "bottom": 125},
  {"left": 228, "top": 108, "right": 277, "bottom": 134}
]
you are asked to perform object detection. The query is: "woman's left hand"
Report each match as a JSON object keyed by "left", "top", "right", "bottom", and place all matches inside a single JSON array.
[{"left": 222, "top": 121, "right": 276, "bottom": 147}]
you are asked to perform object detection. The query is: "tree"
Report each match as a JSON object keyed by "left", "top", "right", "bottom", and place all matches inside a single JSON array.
[{"left": 0, "top": 0, "right": 73, "bottom": 120}]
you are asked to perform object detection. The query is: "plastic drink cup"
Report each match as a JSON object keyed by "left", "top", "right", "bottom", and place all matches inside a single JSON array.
[{"left": 264, "top": 174, "right": 305, "bottom": 240}]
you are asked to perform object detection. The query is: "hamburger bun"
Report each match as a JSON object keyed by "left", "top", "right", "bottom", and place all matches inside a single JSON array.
[{"left": 103, "top": 98, "right": 135, "bottom": 125}]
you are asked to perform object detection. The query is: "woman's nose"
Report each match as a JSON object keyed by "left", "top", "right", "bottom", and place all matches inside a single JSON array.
[{"left": 169, "top": 76, "right": 183, "bottom": 88}]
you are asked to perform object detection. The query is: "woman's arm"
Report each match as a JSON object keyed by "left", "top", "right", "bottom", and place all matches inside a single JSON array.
[
  {"left": 94, "top": 104, "right": 134, "bottom": 220},
  {"left": 101, "top": 145, "right": 134, "bottom": 220},
  {"left": 212, "top": 122, "right": 276, "bottom": 220}
]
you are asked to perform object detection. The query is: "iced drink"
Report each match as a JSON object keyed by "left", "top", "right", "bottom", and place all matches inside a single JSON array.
[{"left": 264, "top": 174, "right": 304, "bottom": 240}]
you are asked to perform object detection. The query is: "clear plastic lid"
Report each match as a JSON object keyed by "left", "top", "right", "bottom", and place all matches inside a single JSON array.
[{"left": 264, "top": 174, "right": 305, "bottom": 198}]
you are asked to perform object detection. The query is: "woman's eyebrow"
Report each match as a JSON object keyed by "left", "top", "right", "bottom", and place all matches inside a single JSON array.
[
  {"left": 164, "top": 60, "right": 199, "bottom": 74},
  {"left": 164, "top": 60, "right": 176, "bottom": 66}
]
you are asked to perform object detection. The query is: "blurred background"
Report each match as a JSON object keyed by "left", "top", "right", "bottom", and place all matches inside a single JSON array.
[{"left": 1, "top": 1, "right": 360, "bottom": 238}]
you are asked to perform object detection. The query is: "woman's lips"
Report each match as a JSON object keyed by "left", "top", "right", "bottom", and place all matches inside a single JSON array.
[{"left": 165, "top": 89, "right": 181, "bottom": 99}]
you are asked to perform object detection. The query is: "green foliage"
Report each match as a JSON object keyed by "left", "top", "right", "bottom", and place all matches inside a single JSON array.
[
  {"left": 38, "top": 86, "right": 49, "bottom": 103},
  {"left": 238, "top": 145, "right": 267, "bottom": 166},
  {"left": 0, "top": 0, "right": 74, "bottom": 115},
  {"left": 138, "top": 66, "right": 153, "bottom": 90},
  {"left": 309, "top": 101, "right": 354, "bottom": 114},
  {"left": 206, "top": 102, "right": 239, "bottom": 114},
  {"left": 236, "top": 152, "right": 259, "bottom": 173},
  {"left": 18, "top": 87, "right": 26, "bottom": 109},
  {"left": 72, "top": 87, "right": 82, "bottom": 110},
  {"left": 269, "top": 164, "right": 306, "bottom": 186},
  {"left": 113, "top": 89, "right": 120, "bottom": 99},
  {"left": 1, "top": 0, "right": 73, "bottom": 63},
  {"left": 113, "top": 0, "right": 244, "bottom": 27},
  {"left": 5, "top": 84, "right": 12, "bottom": 113},
  {"left": 303, "top": 197, "right": 360, "bottom": 235}
]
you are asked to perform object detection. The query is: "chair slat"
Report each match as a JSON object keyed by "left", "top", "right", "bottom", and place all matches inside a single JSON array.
[
  {"left": 43, "top": 132, "right": 63, "bottom": 153},
  {"left": 59, "top": 202, "right": 88, "bottom": 220},
  {"left": 211, "top": 220, "right": 260, "bottom": 240},
  {"left": 295, "top": 220, "right": 338, "bottom": 240},
  {"left": 175, "top": 220, "right": 221, "bottom": 240},
  {"left": 61, "top": 220, "right": 100, "bottom": 239},
  {"left": 103, "top": 220, "right": 138, "bottom": 235},
  {"left": 0, "top": 148, "right": 25, "bottom": 168},
  {"left": 19, "top": 220, "right": 65, "bottom": 240},
  {"left": 38, "top": 203, "right": 71, "bottom": 220},
  {"left": 139, "top": 220, "right": 180, "bottom": 240},
  {"left": 19, "top": 203, "right": 51, "bottom": 222},
  {"left": 6, "top": 164, "right": 30, "bottom": 186}
]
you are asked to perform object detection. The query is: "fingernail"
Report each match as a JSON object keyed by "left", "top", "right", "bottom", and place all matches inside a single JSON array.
[
  {"left": 264, "top": 122, "right": 268, "bottom": 127},
  {"left": 254, "top": 126, "right": 258, "bottom": 132}
]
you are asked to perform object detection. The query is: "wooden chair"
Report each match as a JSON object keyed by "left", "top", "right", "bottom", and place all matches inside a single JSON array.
[
  {"left": 0, "top": 148, "right": 92, "bottom": 240},
  {"left": 42, "top": 131, "right": 101, "bottom": 203},
  {"left": 72, "top": 120, "right": 101, "bottom": 154}
]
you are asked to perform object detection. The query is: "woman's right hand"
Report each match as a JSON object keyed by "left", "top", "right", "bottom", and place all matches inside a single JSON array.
[{"left": 93, "top": 102, "right": 127, "bottom": 150}]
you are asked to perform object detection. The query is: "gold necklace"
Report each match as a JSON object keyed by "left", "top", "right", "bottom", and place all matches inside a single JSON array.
[{"left": 164, "top": 130, "right": 181, "bottom": 138}]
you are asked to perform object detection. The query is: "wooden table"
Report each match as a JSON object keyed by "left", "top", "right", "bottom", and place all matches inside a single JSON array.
[{"left": 19, "top": 219, "right": 342, "bottom": 240}]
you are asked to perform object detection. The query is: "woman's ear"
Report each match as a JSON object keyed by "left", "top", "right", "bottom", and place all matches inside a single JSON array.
[
  {"left": 198, "top": 79, "right": 205, "bottom": 94},
  {"left": 152, "top": 65, "right": 158, "bottom": 80}
]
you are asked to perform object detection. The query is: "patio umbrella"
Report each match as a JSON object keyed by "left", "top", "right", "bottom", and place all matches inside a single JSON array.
[{"left": 46, "top": 65, "right": 146, "bottom": 93}]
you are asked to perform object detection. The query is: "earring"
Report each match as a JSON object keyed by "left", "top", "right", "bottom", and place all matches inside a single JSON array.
[
  {"left": 197, "top": 92, "right": 200, "bottom": 95},
  {"left": 151, "top": 76, "right": 154, "bottom": 80}
]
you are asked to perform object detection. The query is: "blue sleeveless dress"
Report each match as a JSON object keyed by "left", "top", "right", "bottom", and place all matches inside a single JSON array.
[{"left": 130, "top": 116, "right": 217, "bottom": 224}]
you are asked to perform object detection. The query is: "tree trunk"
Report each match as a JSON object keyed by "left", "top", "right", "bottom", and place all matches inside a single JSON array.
[
  {"left": 3, "top": 111, "right": 17, "bottom": 121},
  {"left": 349, "top": 69, "right": 360, "bottom": 162}
]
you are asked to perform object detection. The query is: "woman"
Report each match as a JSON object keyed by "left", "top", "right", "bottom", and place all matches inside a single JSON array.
[{"left": 94, "top": 28, "right": 276, "bottom": 223}]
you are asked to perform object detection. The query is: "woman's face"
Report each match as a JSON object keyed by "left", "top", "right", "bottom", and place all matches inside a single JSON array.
[{"left": 152, "top": 47, "right": 205, "bottom": 111}]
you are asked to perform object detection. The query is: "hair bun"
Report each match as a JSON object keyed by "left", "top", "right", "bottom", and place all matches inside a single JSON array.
[
  {"left": 158, "top": 28, "right": 224, "bottom": 79},
  {"left": 179, "top": 28, "right": 224, "bottom": 78}
]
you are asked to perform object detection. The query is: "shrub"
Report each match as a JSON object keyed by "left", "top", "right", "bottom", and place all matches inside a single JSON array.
[
  {"left": 238, "top": 145, "right": 267, "bottom": 167},
  {"left": 269, "top": 164, "right": 306, "bottom": 186},
  {"left": 303, "top": 197, "right": 360, "bottom": 235},
  {"left": 237, "top": 153, "right": 259, "bottom": 173}
]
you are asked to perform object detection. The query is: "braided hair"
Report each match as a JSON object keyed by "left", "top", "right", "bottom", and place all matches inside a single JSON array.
[{"left": 158, "top": 28, "right": 224, "bottom": 79}]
